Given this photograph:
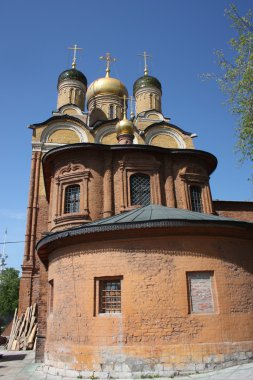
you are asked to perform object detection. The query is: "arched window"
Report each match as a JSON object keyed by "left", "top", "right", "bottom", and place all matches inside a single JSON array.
[
  {"left": 109, "top": 105, "right": 114, "bottom": 119},
  {"left": 130, "top": 174, "right": 150, "bottom": 206},
  {"left": 190, "top": 185, "right": 203, "bottom": 212},
  {"left": 64, "top": 185, "right": 80, "bottom": 213}
]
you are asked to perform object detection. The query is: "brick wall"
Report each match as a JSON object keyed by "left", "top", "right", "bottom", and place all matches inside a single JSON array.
[
  {"left": 187, "top": 272, "right": 214, "bottom": 313},
  {"left": 214, "top": 200, "right": 253, "bottom": 222},
  {"left": 42, "top": 230, "right": 253, "bottom": 374}
]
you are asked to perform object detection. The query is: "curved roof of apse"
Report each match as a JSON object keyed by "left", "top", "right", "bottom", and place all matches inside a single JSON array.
[{"left": 37, "top": 204, "right": 253, "bottom": 254}]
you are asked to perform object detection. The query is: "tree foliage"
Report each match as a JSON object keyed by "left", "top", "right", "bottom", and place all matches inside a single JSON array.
[
  {"left": 0, "top": 268, "right": 20, "bottom": 325},
  {"left": 213, "top": 4, "right": 253, "bottom": 162}
]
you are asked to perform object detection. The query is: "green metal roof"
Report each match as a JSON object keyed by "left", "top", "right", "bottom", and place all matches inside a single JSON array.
[
  {"left": 57, "top": 68, "right": 87, "bottom": 87},
  {"left": 36, "top": 204, "right": 253, "bottom": 255},
  {"left": 88, "top": 204, "right": 243, "bottom": 225},
  {"left": 133, "top": 75, "right": 162, "bottom": 95}
]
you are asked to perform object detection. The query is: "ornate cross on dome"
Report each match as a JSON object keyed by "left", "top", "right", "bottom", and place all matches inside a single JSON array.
[
  {"left": 138, "top": 51, "right": 152, "bottom": 76},
  {"left": 68, "top": 44, "right": 83, "bottom": 69},
  {"left": 99, "top": 52, "right": 117, "bottom": 77}
]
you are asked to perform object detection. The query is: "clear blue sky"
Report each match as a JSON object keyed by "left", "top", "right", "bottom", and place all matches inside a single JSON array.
[{"left": 0, "top": 0, "right": 252, "bottom": 271}]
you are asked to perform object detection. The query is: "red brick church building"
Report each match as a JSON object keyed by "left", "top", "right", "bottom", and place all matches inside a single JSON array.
[{"left": 18, "top": 51, "right": 253, "bottom": 378}]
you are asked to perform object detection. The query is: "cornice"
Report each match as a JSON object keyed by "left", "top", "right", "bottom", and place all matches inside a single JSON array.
[
  {"left": 37, "top": 218, "right": 253, "bottom": 266},
  {"left": 28, "top": 114, "right": 89, "bottom": 129}
]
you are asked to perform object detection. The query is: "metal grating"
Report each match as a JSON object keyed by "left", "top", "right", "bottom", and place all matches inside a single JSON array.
[
  {"left": 130, "top": 174, "right": 150, "bottom": 206},
  {"left": 100, "top": 280, "right": 121, "bottom": 313},
  {"left": 190, "top": 186, "right": 203, "bottom": 213},
  {"left": 64, "top": 185, "right": 80, "bottom": 213}
]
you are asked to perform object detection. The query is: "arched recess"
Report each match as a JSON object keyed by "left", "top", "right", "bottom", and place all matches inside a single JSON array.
[
  {"left": 145, "top": 128, "right": 186, "bottom": 149},
  {"left": 41, "top": 123, "right": 88, "bottom": 144},
  {"left": 89, "top": 109, "right": 107, "bottom": 126}
]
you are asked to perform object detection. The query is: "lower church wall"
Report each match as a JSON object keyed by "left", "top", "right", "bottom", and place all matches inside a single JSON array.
[{"left": 41, "top": 234, "right": 253, "bottom": 377}]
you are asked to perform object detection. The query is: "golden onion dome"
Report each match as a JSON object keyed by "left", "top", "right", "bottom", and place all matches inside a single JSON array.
[
  {"left": 86, "top": 76, "right": 128, "bottom": 102},
  {"left": 116, "top": 116, "right": 134, "bottom": 137}
]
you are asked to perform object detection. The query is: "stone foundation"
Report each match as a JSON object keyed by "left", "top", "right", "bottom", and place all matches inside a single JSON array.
[{"left": 42, "top": 344, "right": 253, "bottom": 379}]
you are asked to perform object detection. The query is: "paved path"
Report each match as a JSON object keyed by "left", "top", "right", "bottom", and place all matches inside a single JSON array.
[{"left": 0, "top": 350, "right": 253, "bottom": 379}]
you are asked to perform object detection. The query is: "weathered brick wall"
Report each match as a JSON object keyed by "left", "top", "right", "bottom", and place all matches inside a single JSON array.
[
  {"left": 44, "top": 232, "right": 253, "bottom": 374},
  {"left": 45, "top": 147, "right": 214, "bottom": 232},
  {"left": 214, "top": 200, "right": 253, "bottom": 222},
  {"left": 187, "top": 272, "right": 214, "bottom": 314},
  {"left": 19, "top": 156, "right": 49, "bottom": 313}
]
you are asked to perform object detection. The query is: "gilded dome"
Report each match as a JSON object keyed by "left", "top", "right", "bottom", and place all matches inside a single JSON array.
[
  {"left": 133, "top": 75, "right": 162, "bottom": 95},
  {"left": 86, "top": 76, "right": 128, "bottom": 102},
  {"left": 116, "top": 117, "right": 134, "bottom": 137},
  {"left": 58, "top": 69, "right": 87, "bottom": 88}
]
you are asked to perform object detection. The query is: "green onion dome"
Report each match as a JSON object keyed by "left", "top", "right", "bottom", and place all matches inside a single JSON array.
[
  {"left": 57, "top": 68, "right": 87, "bottom": 88},
  {"left": 133, "top": 75, "right": 162, "bottom": 96}
]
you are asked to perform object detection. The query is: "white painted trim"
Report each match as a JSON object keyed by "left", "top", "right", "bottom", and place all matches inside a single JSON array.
[
  {"left": 146, "top": 128, "right": 186, "bottom": 148},
  {"left": 40, "top": 123, "right": 88, "bottom": 143}
]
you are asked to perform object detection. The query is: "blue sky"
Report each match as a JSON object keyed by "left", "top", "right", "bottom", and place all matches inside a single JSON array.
[{"left": 0, "top": 0, "right": 252, "bottom": 270}]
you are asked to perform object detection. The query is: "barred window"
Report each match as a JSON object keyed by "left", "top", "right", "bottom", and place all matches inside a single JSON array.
[
  {"left": 99, "top": 279, "right": 121, "bottom": 314},
  {"left": 64, "top": 185, "right": 80, "bottom": 213},
  {"left": 190, "top": 186, "right": 203, "bottom": 212},
  {"left": 130, "top": 174, "right": 150, "bottom": 206}
]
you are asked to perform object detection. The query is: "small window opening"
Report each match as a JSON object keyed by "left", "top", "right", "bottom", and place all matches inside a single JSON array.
[
  {"left": 99, "top": 279, "right": 121, "bottom": 314},
  {"left": 49, "top": 279, "right": 54, "bottom": 314},
  {"left": 190, "top": 185, "right": 203, "bottom": 212},
  {"left": 130, "top": 174, "right": 150, "bottom": 206},
  {"left": 64, "top": 185, "right": 80, "bottom": 213},
  {"left": 187, "top": 271, "right": 215, "bottom": 314},
  {"left": 109, "top": 105, "right": 114, "bottom": 119}
]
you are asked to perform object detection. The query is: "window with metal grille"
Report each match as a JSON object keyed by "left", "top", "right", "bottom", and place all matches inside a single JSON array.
[
  {"left": 64, "top": 185, "right": 80, "bottom": 213},
  {"left": 130, "top": 174, "right": 150, "bottom": 206},
  {"left": 190, "top": 185, "right": 203, "bottom": 212},
  {"left": 99, "top": 279, "right": 121, "bottom": 313}
]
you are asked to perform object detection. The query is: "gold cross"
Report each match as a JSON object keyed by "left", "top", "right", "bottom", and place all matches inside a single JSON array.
[
  {"left": 120, "top": 95, "right": 135, "bottom": 119},
  {"left": 99, "top": 52, "right": 117, "bottom": 77},
  {"left": 68, "top": 44, "right": 83, "bottom": 69},
  {"left": 130, "top": 96, "right": 134, "bottom": 118},
  {"left": 123, "top": 95, "right": 127, "bottom": 118},
  {"left": 138, "top": 51, "right": 152, "bottom": 76}
]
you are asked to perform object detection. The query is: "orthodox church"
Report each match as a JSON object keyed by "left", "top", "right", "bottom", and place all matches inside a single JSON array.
[{"left": 18, "top": 47, "right": 253, "bottom": 378}]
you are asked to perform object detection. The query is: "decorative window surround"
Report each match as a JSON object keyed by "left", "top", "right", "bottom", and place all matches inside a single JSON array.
[
  {"left": 180, "top": 169, "right": 213, "bottom": 213},
  {"left": 50, "top": 163, "right": 91, "bottom": 231},
  {"left": 118, "top": 155, "right": 161, "bottom": 212}
]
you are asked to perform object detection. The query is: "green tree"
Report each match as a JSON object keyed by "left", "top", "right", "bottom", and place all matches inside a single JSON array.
[
  {"left": 212, "top": 4, "right": 253, "bottom": 162},
  {"left": 0, "top": 268, "right": 20, "bottom": 326}
]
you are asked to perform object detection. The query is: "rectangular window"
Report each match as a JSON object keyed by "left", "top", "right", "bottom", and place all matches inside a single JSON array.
[
  {"left": 187, "top": 271, "right": 215, "bottom": 314},
  {"left": 48, "top": 279, "right": 54, "bottom": 314},
  {"left": 130, "top": 174, "right": 151, "bottom": 206},
  {"left": 98, "top": 278, "right": 122, "bottom": 314},
  {"left": 190, "top": 185, "right": 203, "bottom": 213},
  {"left": 64, "top": 185, "right": 80, "bottom": 213}
]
